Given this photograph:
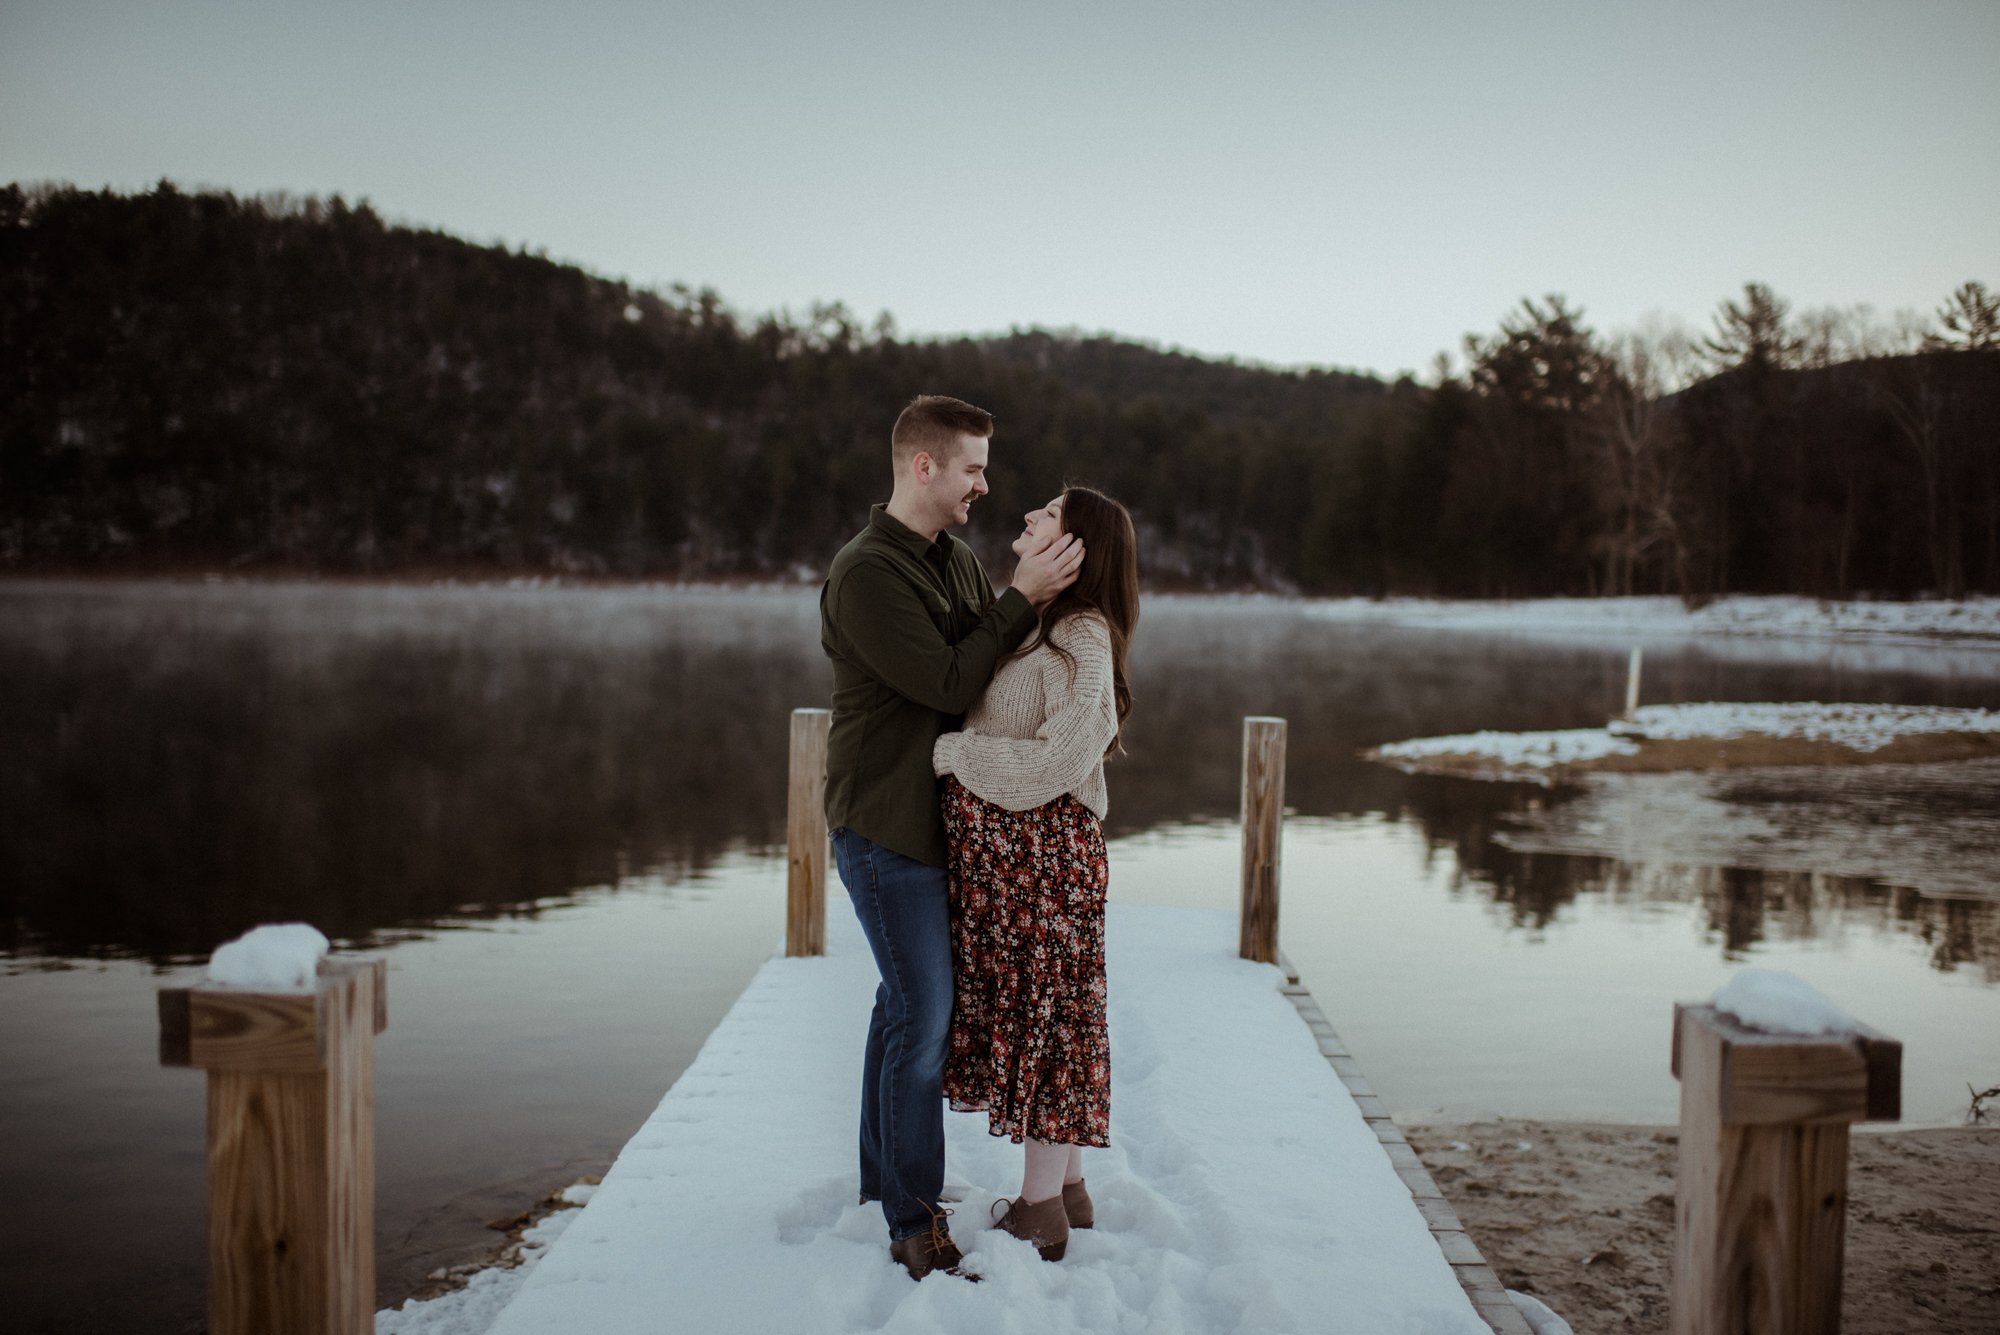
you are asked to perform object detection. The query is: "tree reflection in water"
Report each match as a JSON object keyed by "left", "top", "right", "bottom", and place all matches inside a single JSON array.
[
  {"left": 2, "top": 582, "right": 1995, "bottom": 977},
  {"left": 0, "top": 582, "right": 822, "bottom": 960}
]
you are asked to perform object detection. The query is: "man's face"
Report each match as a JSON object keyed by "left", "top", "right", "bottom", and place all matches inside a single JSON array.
[{"left": 928, "top": 434, "right": 990, "bottom": 528}]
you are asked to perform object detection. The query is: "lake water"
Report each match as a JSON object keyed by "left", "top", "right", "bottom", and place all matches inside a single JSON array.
[{"left": 4, "top": 579, "right": 1997, "bottom": 1333}]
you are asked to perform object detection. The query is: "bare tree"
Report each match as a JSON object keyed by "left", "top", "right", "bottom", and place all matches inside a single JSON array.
[
  {"left": 1627, "top": 311, "right": 1705, "bottom": 390},
  {"left": 1874, "top": 359, "right": 1966, "bottom": 598},
  {"left": 1592, "top": 329, "right": 1697, "bottom": 596},
  {"left": 1888, "top": 307, "right": 1935, "bottom": 355}
]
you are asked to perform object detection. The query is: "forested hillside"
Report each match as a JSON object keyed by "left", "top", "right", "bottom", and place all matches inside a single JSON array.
[{"left": 4, "top": 182, "right": 1995, "bottom": 596}]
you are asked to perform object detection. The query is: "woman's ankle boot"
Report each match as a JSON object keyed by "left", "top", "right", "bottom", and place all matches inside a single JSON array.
[
  {"left": 993, "top": 1194, "right": 1070, "bottom": 1261},
  {"left": 1061, "top": 1178, "right": 1094, "bottom": 1229}
]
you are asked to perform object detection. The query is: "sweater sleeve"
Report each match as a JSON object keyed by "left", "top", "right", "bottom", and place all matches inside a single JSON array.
[{"left": 933, "top": 614, "right": 1116, "bottom": 811}]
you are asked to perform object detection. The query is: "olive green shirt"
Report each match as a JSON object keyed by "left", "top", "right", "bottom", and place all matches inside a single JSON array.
[{"left": 821, "top": 504, "right": 1038, "bottom": 867}]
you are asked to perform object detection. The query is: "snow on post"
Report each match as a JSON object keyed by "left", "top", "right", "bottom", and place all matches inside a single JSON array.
[
  {"left": 1711, "top": 968, "right": 1857, "bottom": 1037},
  {"left": 1669, "top": 976, "right": 1900, "bottom": 1335},
  {"left": 161, "top": 927, "right": 386, "bottom": 1335},
  {"left": 205, "top": 922, "right": 330, "bottom": 990}
]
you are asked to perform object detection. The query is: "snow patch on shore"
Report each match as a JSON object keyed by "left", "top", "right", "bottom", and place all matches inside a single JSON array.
[
  {"left": 1373, "top": 701, "right": 2000, "bottom": 781},
  {"left": 1508, "top": 1289, "right": 1575, "bottom": 1335},
  {"left": 1303, "top": 594, "right": 2000, "bottom": 645},
  {"left": 1616, "top": 702, "right": 2000, "bottom": 750},
  {"left": 376, "top": 1208, "right": 579, "bottom": 1335},
  {"left": 1374, "top": 728, "right": 1640, "bottom": 770}
]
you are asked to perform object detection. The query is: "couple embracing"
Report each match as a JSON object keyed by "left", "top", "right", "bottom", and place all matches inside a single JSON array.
[{"left": 820, "top": 394, "right": 1141, "bottom": 1281}]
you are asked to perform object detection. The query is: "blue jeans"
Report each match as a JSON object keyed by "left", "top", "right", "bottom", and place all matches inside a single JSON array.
[{"left": 830, "top": 826, "right": 954, "bottom": 1243}]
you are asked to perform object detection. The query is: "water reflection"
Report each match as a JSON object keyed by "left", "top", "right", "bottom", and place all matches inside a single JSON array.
[
  {"left": 1, "top": 583, "right": 821, "bottom": 960},
  {"left": 1443, "top": 851, "right": 2000, "bottom": 980},
  {"left": 2, "top": 582, "right": 1997, "bottom": 971},
  {"left": 4, "top": 581, "right": 1998, "bottom": 1333}
]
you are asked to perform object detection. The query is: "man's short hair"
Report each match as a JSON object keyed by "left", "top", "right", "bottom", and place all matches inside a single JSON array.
[{"left": 891, "top": 395, "right": 994, "bottom": 470}]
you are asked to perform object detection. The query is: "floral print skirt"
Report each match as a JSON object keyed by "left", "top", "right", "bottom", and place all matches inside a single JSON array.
[{"left": 940, "top": 775, "right": 1111, "bottom": 1147}]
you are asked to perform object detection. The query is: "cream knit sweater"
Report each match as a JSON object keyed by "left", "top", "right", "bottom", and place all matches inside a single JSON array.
[{"left": 933, "top": 611, "right": 1117, "bottom": 817}]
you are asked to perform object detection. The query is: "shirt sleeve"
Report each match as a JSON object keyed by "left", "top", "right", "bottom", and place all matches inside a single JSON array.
[
  {"left": 829, "top": 555, "right": 1037, "bottom": 715},
  {"left": 933, "top": 614, "right": 1117, "bottom": 811}
]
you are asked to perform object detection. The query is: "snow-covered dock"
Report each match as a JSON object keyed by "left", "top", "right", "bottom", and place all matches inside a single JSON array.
[{"left": 467, "top": 905, "right": 1523, "bottom": 1335}]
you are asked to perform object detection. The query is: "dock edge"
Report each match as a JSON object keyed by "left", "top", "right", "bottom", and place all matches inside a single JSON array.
[{"left": 1274, "top": 953, "right": 1534, "bottom": 1335}]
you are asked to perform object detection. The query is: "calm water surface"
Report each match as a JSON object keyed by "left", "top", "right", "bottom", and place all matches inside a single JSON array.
[{"left": 3, "top": 580, "right": 1997, "bottom": 1333}]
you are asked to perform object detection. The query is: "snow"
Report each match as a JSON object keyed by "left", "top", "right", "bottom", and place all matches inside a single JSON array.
[
  {"left": 377, "top": 1208, "right": 581, "bottom": 1335},
  {"left": 1373, "top": 701, "right": 2000, "bottom": 782},
  {"left": 1301, "top": 594, "right": 2000, "bottom": 645},
  {"left": 1713, "top": 969, "right": 1859, "bottom": 1037},
  {"left": 413, "top": 905, "right": 1489, "bottom": 1335},
  {"left": 1614, "top": 702, "right": 2000, "bottom": 750},
  {"left": 1508, "top": 1290, "right": 1574, "bottom": 1335},
  {"left": 205, "top": 923, "right": 329, "bottom": 990},
  {"left": 1375, "top": 727, "right": 1639, "bottom": 770}
]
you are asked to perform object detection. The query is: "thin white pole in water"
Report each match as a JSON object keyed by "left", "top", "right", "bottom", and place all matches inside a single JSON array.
[{"left": 1624, "top": 647, "right": 1643, "bottom": 719}]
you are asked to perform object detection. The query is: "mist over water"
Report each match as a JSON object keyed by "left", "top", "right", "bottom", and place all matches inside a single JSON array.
[{"left": 3, "top": 580, "right": 1997, "bottom": 1333}]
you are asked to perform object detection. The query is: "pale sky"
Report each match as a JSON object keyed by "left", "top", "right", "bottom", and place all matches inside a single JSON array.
[{"left": 3, "top": 0, "right": 1996, "bottom": 377}]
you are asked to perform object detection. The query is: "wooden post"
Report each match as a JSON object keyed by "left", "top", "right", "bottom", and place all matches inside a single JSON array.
[
  {"left": 1624, "top": 646, "right": 1644, "bottom": 719},
  {"left": 786, "top": 707, "right": 831, "bottom": 957},
  {"left": 1239, "top": 715, "right": 1287, "bottom": 964},
  {"left": 1669, "top": 1004, "right": 1901, "bottom": 1335},
  {"left": 159, "top": 957, "right": 388, "bottom": 1335}
]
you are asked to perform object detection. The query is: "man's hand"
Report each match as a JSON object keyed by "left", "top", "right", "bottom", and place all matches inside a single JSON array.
[{"left": 1009, "top": 532, "right": 1085, "bottom": 607}]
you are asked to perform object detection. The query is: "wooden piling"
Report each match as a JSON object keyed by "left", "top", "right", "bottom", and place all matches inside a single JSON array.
[
  {"left": 159, "top": 956, "right": 387, "bottom": 1335},
  {"left": 1669, "top": 1003, "right": 1901, "bottom": 1335},
  {"left": 786, "top": 707, "right": 831, "bottom": 958},
  {"left": 1625, "top": 646, "right": 1644, "bottom": 719},
  {"left": 1239, "top": 715, "right": 1287, "bottom": 964}
]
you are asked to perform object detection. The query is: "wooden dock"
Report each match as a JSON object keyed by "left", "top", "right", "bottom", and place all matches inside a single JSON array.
[
  {"left": 160, "top": 709, "right": 1904, "bottom": 1334},
  {"left": 483, "top": 903, "right": 1512, "bottom": 1335},
  {"left": 478, "top": 712, "right": 1526, "bottom": 1335}
]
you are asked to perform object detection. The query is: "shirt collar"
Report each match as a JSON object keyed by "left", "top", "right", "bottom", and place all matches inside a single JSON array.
[{"left": 869, "top": 503, "right": 953, "bottom": 565}]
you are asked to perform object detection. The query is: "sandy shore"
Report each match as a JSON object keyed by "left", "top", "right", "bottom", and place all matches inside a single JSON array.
[{"left": 1407, "top": 1120, "right": 2000, "bottom": 1334}]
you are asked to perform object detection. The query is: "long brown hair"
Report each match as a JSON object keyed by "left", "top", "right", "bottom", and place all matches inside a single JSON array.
[{"left": 1011, "top": 484, "right": 1140, "bottom": 757}]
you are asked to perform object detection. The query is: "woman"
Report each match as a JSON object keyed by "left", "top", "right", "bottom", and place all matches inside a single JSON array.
[{"left": 931, "top": 484, "right": 1140, "bottom": 1263}]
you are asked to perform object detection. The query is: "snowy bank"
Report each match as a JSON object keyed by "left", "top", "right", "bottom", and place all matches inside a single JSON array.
[
  {"left": 421, "top": 906, "right": 1494, "bottom": 1335},
  {"left": 1368, "top": 702, "right": 2000, "bottom": 783},
  {"left": 377, "top": 1208, "right": 582, "bottom": 1335},
  {"left": 1302, "top": 594, "right": 2000, "bottom": 646},
  {"left": 1613, "top": 702, "right": 2000, "bottom": 749}
]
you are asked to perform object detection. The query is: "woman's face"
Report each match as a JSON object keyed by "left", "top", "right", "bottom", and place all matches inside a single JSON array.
[{"left": 1012, "top": 493, "right": 1066, "bottom": 558}]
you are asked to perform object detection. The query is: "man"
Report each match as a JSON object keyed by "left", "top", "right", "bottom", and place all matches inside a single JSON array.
[{"left": 820, "top": 394, "right": 1083, "bottom": 1279}]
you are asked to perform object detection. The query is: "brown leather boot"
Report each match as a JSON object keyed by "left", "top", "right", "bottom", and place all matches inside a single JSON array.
[
  {"left": 888, "top": 1209, "right": 979, "bottom": 1282},
  {"left": 1062, "top": 1178, "right": 1094, "bottom": 1230},
  {"left": 992, "top": 1194, "right": 1070, "bottom": 1261}
]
